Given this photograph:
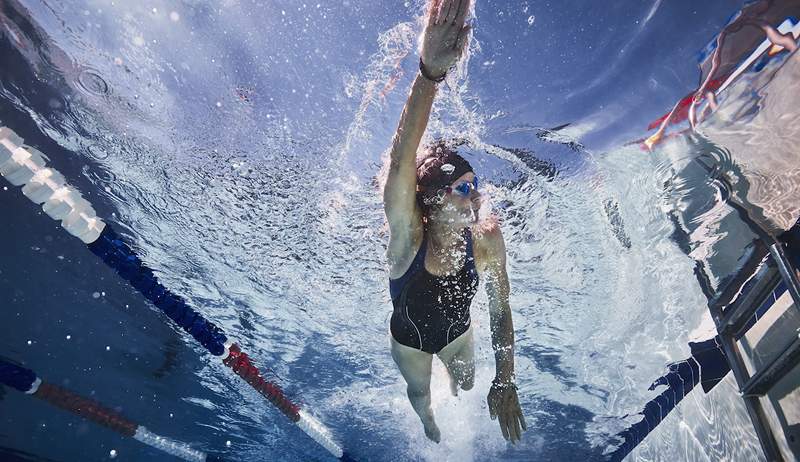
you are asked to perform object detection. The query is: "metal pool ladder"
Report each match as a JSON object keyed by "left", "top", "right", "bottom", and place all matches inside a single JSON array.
[{"left": 708, "top": 239, "right": 800, "bottom": 461}]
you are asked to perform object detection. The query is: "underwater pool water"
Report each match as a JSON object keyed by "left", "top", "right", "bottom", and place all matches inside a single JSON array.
[{"left": 2, "top": 0, "right": 799, "bottom": 461}]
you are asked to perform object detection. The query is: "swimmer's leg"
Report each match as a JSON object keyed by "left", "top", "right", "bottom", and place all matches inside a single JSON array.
[
  {"left": 437, "top": 326, "right": 475, "bottom": 396},
  {"left": 390, "top": 336, "right": 441, "bottom": 443}
]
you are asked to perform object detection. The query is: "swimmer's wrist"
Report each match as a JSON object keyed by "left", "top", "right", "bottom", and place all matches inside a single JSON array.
[
  {"left": 419, "top": 58, "right": 447, "bottom": 83},
  {"left": 491, "top": 377, "right": 517, "bottom": 390}
]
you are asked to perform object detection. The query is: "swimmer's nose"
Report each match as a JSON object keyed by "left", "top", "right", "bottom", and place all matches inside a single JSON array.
[{"left": 470, "top": 191, "right": 482, "bottom": 207}]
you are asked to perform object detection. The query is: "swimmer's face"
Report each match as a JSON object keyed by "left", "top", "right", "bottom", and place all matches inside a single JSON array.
[{"left": 430, "top": 172, "right": 481, "bottom": 226}]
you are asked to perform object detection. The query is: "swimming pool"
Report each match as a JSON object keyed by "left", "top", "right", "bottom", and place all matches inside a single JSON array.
[{"left": 1, "top": 1, "right": 799, "bottom": 461}]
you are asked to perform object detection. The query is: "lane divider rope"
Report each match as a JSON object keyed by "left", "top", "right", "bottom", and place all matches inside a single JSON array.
[
  {"left": 0, "top": 358, "right": 216, "bottom": 462},
  {"left": 0, "top": 126, "right": 346, "bottom": 460}
]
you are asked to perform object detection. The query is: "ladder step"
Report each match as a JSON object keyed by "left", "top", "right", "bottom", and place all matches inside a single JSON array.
[
  {"left": 718, "top": 261, "right": 782, "bottom": 337},
  {"left": 742, "top": 336, "right": 800, "bottom": 397},
  {"left": 710, "top": 241, "right": 769, "bottom": 310}
]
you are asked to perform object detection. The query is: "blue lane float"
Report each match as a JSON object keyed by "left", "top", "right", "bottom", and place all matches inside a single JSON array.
[
  {"left": 0, "top": 126, "right": 346, "bottom": 460},
  {"left": 87, "top": 226, "right": 229, "bottom": 356},
  {"left": 606, "top": 337, "right": 730, "bottom": 461},
  {"left": 607, "top": 271, "right": 791, "bottom": 460}
]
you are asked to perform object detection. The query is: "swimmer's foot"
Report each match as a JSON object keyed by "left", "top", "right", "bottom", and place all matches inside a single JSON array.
[
  {"left": 423, "top": 419, "right": 441, "bottom": 443},
  {"left": 445, "top": 367, "right": 460, "bottom": 397},
  {"left": 449, "top": 376, "right": 459, "bottom": 397}
]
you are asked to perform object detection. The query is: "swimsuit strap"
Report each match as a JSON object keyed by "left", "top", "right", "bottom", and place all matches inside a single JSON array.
[{"left": 464, "top": 228, "right": 476, "bottom": 273}]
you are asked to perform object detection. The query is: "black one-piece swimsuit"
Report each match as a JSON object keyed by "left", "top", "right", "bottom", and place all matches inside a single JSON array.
[{"left": 389, "top": 229, "right": 479, "bottom": 354}]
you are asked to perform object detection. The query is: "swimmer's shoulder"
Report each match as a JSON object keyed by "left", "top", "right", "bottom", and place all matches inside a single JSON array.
[{"left": 387, "top": 212, "right": 425, "bottom": 279}]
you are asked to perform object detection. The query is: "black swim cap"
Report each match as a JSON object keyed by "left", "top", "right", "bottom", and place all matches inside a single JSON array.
[{"left": 416, "top": 142, "right": 473, "bottom": 203}]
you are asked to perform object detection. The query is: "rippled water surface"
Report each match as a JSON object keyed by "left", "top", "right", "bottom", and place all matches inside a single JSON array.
[{"left": 1, "top": 1, "right": 798, "bottom": 461}]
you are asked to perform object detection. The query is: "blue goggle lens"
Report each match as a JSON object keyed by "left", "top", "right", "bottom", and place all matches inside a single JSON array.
[{"left": 454, "top": 177, "right": 479, "bottom": 195}]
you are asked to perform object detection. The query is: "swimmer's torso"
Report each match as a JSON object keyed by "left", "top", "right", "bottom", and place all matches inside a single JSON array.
[{"left": 389, "top": 229, "right": 479, "bottom": 354}]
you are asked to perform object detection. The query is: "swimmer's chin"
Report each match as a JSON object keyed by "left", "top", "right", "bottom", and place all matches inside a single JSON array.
[
  {"left": 455, "top": 211, "right": 477, "bottom": 225},
  {"left": 467, "top": 205, "right": 482, "bottom": 223}
]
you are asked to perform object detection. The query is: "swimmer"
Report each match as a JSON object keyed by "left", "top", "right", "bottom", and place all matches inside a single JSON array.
[{"left": 383, "top": 0, "right": 526, "bottom": 444}]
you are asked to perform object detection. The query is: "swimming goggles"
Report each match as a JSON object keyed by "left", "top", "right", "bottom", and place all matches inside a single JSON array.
[
  {"left": 444, "top": 176, "right": 479, "bottom": 196},
  {"left": 422, "top": 177, "right": 480, "bottom": 205}
]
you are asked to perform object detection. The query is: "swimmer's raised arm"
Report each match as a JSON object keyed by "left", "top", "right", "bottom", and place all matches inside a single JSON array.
[{"left": 383, "top": 0, "right": 471, "bottom": 244}]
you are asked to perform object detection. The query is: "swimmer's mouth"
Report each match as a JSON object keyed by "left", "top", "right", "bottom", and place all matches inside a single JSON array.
[
  {"left": 470, "top": 198, "right": 482, "bottom": 216},
  {"left": 468, "top": 205, "right": 478, "bottom": 222}
]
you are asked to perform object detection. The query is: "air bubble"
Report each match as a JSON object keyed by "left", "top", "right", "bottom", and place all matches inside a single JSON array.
[
  {"left": 87, "top": 144, "right": 109, "bottom": 160},
  {"left": 77, "top": 68, "right": 110, "bottom": 96}
]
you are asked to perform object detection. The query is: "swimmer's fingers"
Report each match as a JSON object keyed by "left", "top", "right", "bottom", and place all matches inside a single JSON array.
[
  {"left": 497, "top": 411, "right": 510, "bottom": 440},
  {"left": 442, "top": 0, "right": 461, "bottom": 24},
  {"left": 497, "top": 389, "right": 524, "bottom": 443},
  {"left": 501, "top": 394, "right": 519, "bottom": 443},
  {"left": 427, "top": 0, "right": 443, "bottom": 26},
  {"left": 453, "top": 0, "right": 471, "bottom": 26},
  {"left": 455, "top": 24, "right": 471, "bottom": 52},
  {"left": 510, "top": 410, "right": 522, "bottom": 443},
  {"left": 518, "top": 409, "right": 528, "bottom": 432},
  {"left": 488, "top": 395, "right": 498, "bottom": 420},
  {"left": 435, "top": 0, "right": 455, "bottom": 25}
]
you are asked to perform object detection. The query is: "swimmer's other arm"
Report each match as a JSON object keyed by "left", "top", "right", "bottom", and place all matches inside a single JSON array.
[{"left": 483, "top": 226, "right": 527, "bottom": 444}]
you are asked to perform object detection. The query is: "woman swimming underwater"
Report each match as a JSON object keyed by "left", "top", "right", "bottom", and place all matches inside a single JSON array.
[{"left": 383, "top": 0, "right": 526, "bottom": 444}]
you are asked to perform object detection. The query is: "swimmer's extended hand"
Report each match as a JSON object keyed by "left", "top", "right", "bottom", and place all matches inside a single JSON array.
[
  {"left": 488, "top": 382, "right": 527, "bottom": 444},
  {"left": 420, "top": 0, "right": 472, "bottom": 79}
]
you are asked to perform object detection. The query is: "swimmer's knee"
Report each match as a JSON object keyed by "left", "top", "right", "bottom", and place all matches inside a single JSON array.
[
  {"left": 407, "top": 385, "right": 430, "bottom": 398},
  {"left": 458, "top": 363, "right": 475, "bottom": 390}
]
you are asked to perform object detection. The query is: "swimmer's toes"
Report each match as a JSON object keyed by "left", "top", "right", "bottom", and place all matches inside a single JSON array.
[{"left": 424, "top": 422, "right": 441, "bottom": 443}]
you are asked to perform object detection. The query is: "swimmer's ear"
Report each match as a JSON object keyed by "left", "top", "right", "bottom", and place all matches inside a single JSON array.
[{"left": 455, "top": 24, "right": 472, "bottom": 54}]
